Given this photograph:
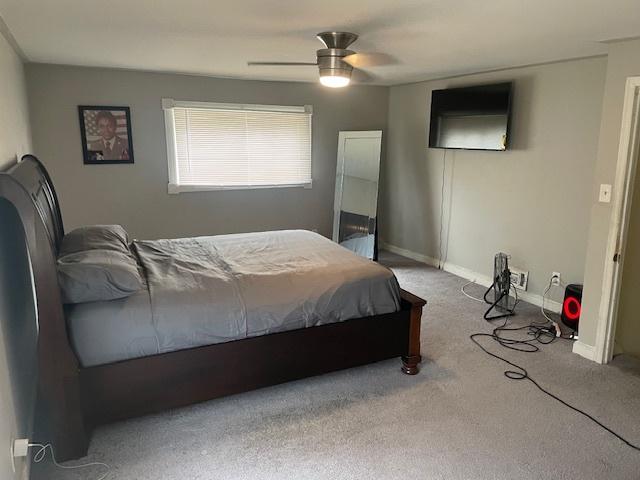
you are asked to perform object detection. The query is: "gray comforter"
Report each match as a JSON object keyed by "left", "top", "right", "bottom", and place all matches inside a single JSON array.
[{"left": 67, "top": 230, "right": 401, "bottom": 366}]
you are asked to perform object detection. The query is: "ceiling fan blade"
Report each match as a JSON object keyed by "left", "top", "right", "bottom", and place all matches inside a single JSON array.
[
  {"left": 342, "top": 53, "right": 397, "bottom": 68},
  {"left": 351, "top": 68, "right": 377, "bottom": 84},
  {"left": 247, "top": 61, "right": 317, "bottom": 66}
]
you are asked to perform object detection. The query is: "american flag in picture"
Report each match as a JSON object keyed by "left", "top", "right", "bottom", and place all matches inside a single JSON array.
[{"left": 83, "top": 109, "right": 129, "bottom": 143}]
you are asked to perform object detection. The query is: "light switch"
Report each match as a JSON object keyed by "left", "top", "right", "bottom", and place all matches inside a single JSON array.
[{"left": 599, "top": 184, "right": 612, "bottom": 203}]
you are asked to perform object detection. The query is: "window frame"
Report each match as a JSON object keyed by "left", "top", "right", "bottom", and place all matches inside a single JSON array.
[{"left": 162, "top": 98, "right": 313, "bottom": 194}]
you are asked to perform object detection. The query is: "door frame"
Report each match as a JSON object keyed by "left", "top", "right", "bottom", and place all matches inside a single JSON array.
[{"left": 593, "top": 76, "right": 640, "bottom": 364}]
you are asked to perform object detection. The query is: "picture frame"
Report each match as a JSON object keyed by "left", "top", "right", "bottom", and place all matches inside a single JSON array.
[{"left": 78, "top": 105, "right": 134, "bottom": 164}]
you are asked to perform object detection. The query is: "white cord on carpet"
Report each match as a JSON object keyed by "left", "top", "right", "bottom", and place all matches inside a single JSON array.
[
  {"left": 463, "top": 277, "right": 555, "bottom": 323},
  {"left": 462, "top": 279, "right": 519, "bottom": 306},
  {"left": 29, "top": 443, "right": 110, "bottom": 480},
  {"left": 461, "top": 280, "right": 485, "bottom": 303},
  {"left": 540, "top": 277, "right": 565, "bottom": 325}
]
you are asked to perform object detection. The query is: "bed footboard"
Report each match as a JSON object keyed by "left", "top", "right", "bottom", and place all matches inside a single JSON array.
[{"left": 66, "top": 288, "right": 427, "bottom": 461}]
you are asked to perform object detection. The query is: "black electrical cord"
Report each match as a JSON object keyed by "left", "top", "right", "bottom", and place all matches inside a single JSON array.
[
  {"left": 438, "top": 149, "right": 447, "bottom": 269},
  {"left": 470, "top": 314, "right": 640, "bottom": 451}
]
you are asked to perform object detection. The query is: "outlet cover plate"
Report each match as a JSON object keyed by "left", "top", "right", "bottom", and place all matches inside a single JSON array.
[{"left": 509, "top": 267, "right": 529, "bottom": 291}]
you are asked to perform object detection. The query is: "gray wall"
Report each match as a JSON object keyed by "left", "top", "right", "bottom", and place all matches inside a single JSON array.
[
  {"left": 0, "top": 29, "right": 36, "bottom": 480},
  {"left": 23, "top": 50, "right": 631, "bottom": 356},
  {"left": 379, "top": 57, "right": 607, "bottom": 303},
  {"left": 581, "top": 39, "right": 640, "bottom": 349},
  {"left": 26, "top": 64, "right": 389, "bottom": 240}
]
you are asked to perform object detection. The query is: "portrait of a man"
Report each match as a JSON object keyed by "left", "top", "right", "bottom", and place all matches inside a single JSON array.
[{"left": 79, "top": 106, "right": 134, "bottom": 164}]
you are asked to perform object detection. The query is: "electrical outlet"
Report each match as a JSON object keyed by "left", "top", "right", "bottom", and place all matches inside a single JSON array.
[
  {"left": 551, "top": 272, "right": 561, "bottom": 286},
  {"left": 10, "top": 438, "right": 29, "bottom": 473},
  {"left": 509, "top": 267, "right": 529, "bottom": 291}
]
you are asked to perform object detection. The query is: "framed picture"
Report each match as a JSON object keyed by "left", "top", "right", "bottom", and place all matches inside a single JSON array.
[{"left": 78, "top": 106, "right": 134, "bottom": 164}]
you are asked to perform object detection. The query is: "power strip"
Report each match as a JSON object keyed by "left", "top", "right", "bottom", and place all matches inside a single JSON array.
[{"left": 509, "top": 267, "right": 529, "bottom": 291}]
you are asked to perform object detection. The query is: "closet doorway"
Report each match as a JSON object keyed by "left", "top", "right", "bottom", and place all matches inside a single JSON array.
[{"left": 594, "top": 77, "right": 640, "bottom": 363}]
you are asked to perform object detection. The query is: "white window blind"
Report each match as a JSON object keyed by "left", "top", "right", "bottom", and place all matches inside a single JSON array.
[{"left": 163, "top": 99, "right": 312, "bottom": 193}]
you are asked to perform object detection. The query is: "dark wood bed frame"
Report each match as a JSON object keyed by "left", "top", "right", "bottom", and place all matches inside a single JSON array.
[{"left": 0, "top": 155, "right": 426, "bottom": 461}]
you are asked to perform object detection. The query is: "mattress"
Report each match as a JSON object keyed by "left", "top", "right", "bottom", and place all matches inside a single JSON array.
[{"left": 66, "top": 230, "right": 401, "bottom": 367}]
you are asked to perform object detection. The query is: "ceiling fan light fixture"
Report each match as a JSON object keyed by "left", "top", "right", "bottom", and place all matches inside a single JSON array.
[
  {"left": 319, "top": 72, "right": 351, "bottom": 88},
  {"left": 317, "top": 48, "right": 353, "bottom": 88},
  {"left": 248, "top": 32, "right": 378, "bottom": 89}
]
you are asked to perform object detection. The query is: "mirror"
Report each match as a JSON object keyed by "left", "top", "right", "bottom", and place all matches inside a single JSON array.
[{"left": 332, "top": 131, "right": 382, "bottom": 260}]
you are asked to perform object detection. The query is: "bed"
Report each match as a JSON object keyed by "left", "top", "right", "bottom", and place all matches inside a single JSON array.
[{"left": 0, "top": 155, "right": 426, "bottom": 461}]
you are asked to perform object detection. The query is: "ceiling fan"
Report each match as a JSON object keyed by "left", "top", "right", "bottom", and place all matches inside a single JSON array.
[{"left": 247, "top": 32, "right": 390, "bottom": 88}]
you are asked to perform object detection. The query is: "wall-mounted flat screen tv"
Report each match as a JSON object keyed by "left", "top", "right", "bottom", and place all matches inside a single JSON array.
[{"left": 428, "top": 82, "right": 513, "bottom": 151}]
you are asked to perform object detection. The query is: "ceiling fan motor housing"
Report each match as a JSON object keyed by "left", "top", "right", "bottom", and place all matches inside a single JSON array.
[
  {"left": 317, "top": 48, "right": 354, "bottom": 78},
  {"left": 316, "top": 32, "right": 358, "bottom": 80}
]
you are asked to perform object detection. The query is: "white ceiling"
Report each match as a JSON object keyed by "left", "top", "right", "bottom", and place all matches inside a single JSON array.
[{"left": 1, "top": 0, "right": 639, "bottom": 85}]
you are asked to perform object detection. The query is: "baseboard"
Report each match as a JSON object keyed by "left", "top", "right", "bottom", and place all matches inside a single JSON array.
[
  {"left": 380, "top": 242, "right": 439, "bottom": 268},
  {"left": 572, "top": 341, "right": 597, "bottom": 362},
  {"left": 380, "top": 241, "right": 562, "bottom": 313}
]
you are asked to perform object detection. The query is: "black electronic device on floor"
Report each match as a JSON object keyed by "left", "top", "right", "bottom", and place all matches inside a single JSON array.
[{"left": 561, "top": 284, "right": 583, "bottom": 332}]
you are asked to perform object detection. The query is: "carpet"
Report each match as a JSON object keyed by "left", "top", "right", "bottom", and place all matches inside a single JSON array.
[{"left": 32, "top": 251, "right": 640, "bottom": 479}]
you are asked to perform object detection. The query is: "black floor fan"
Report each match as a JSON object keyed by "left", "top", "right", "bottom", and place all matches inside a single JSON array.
[{"left": 483, "top": 252, "right": 516, "bottom": 320}]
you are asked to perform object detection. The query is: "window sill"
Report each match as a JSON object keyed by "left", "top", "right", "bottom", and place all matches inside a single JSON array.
[{"left": 168, "top": 182, "right": 312, "bottom": 194}]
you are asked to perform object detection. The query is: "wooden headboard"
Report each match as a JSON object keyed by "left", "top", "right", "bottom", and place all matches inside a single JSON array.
[
  {"left": 0, "top": 155, "right": 88, "bottom": 459},
  {"left": 2, "top": 155, "right": 65, "bottom": 253}
]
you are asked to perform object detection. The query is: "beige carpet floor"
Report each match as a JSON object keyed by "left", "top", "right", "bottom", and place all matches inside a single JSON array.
[{"left": 33, "top": 251, "right": 640, "bottom": 479}]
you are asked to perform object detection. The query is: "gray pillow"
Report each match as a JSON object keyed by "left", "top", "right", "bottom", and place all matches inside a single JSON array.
[
  {"left": 57, "top": 249, "right": 143, "bottom": 304},
  {"left": 59, "top": 225, "right": 130, "bottom": 257}
]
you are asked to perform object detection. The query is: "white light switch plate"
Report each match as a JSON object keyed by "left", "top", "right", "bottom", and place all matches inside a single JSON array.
[{"left": 599, "top": 184, "right": 612, "bottom": 203}]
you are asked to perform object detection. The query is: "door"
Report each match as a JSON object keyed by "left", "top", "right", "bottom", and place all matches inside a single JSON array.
[
  {"left": 332, "top": 131, "right": 382, "bottom": 259},
  {"left": 593, "top": 77, "right": 640, "bottom": 363},
  {"left": 615, "top": 152, "right": 640, "bottom": 358}
]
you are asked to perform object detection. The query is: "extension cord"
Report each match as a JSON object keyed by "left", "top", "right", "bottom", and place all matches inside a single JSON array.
[{"left": 470, "top": 320, "right": 640, "bottom": 451}]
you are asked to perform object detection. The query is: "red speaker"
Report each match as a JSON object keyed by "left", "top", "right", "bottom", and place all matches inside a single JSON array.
[{"left": 561, "top": 284, "right": 583, "bottom": 331}]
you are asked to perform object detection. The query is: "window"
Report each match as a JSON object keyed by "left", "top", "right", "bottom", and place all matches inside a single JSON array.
[{"left": 163, "top": 99, "right": 312, "bottom": 193}]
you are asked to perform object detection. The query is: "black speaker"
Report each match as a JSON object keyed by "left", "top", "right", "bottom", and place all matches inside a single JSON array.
[{"left": 561, "top": 284, "right": 583, "bottom": 331}]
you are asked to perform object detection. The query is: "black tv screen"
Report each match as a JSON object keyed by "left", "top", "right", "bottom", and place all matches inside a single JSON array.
[{"left": 428, "top": 82, "right": 513, "bottom": 151}]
